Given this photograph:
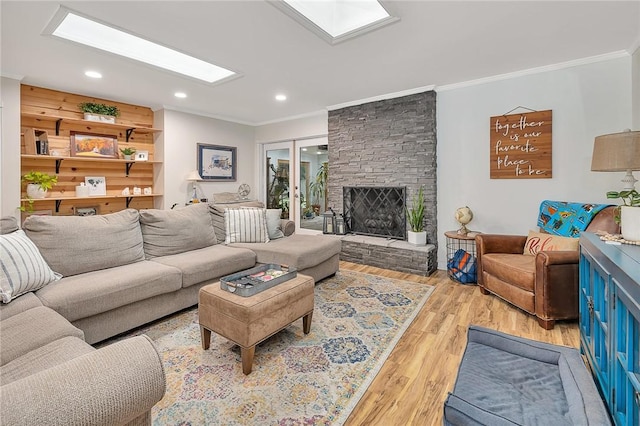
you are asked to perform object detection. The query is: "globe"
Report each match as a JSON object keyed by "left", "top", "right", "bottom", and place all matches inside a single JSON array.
[{"left": 455, "top": 206, "right": 473, "bottom": 235}]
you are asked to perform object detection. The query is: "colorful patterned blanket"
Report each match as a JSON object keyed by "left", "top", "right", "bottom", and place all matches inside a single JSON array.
[{"left": 537, "top": 201, "right": 610, "bottom": 237}]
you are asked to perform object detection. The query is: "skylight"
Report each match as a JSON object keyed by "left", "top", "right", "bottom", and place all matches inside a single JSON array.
[
  {"left": 273, "top": 0, "right": 397, "bottom": 44},
  {"left": 46, "top": 8, "right": 235, "bottom": 84}
]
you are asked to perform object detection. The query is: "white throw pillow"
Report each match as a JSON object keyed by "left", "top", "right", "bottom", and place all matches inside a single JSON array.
[
  {"left": 0, "top": 230, "right": 61, "bottom": 303},
  {"left": 224, "top": 208, "right": 270, "bottom": 244},
  {"left": 265, "top": 209, "right": 285, "bottom": 240}
]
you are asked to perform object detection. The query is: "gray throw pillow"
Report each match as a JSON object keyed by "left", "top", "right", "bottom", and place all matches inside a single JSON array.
[
  {"left": 23, "top": 209, "right": 145, "bottom": 277},
  {"left": 139, "top": 203, "right": 217, "bottom": 258},
  {"left": 0, "top": 217, "right": 19, "bottom": 235},
  {"left": 265, "top": 209, "right": 285, "bottom": 240}
]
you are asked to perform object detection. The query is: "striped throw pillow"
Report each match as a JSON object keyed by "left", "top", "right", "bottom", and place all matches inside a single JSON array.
[
  {"left": 0, "top": 230, "right": 61, "bottom": 303},
  {"left": 224, "top": 208, "right": 270, "bottom": 244}
]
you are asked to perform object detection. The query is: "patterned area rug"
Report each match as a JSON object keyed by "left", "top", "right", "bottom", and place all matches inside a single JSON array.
[{"left": 116, "top": 270, "right": 434, "bottom": 425}]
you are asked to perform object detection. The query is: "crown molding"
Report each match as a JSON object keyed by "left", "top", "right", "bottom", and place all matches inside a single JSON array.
[
  {"left": 436, "top": 51, "right": 630, "bottom": 92},
  {"left": 327, "top": 85, "right": 436, "bottom": 111}
]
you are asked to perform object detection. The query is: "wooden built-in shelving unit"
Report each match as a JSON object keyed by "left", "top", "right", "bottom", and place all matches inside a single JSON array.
[{"left": 20, "top": 85, "right": 162, "bottom": 216}]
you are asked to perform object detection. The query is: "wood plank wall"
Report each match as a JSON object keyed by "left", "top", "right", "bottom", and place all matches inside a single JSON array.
[{"left": 20, "top": 85, "right": 159, "bottom": 215}]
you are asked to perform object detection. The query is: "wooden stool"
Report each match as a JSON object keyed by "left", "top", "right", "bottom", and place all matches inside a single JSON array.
[{"left": 198, "top": 274, "right": 314, "bottom": 374}]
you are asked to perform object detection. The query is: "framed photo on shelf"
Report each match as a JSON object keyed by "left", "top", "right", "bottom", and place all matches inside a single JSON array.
[
  {"left": 85, "top": 176, "right": 107, "bottom": 196},
  {"left": 74, "top": 206, "right": 99, "bottom": 216},
  {"left": 135, "top": 150, "right": 149, "bottom": 161},
  {"left": 198, "top": 143, "right": 236, "bottom": 181},
  {"left": 70, "top": 132, "right": 118, "bottom": 158}
]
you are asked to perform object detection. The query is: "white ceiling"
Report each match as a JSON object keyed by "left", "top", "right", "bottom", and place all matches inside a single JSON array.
[{"left": 2, "top": 1, "right": 639, "bottom": 125}]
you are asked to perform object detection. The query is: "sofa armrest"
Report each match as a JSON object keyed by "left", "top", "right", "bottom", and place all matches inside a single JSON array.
[
  {"left": 0, "top": 335, "right": 165, "bottom": 426},
  {"left": 281, "top": 219, "right": 295, "bottom": 236},
  {"left": 534, "top": 251, "right": 580, "bottom": 321},
  {"left": 475, "top": 234, "right": 527, "bottom": 255}
]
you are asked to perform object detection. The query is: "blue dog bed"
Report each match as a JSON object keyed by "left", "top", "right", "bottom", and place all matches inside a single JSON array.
[{"left": 443, "top": 326, "right": 611, "bottom": 425}]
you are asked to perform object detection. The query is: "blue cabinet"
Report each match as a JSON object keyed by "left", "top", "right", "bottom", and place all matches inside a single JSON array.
[{"left": 580, "top": 232, "right": 640, "bottom": 426}]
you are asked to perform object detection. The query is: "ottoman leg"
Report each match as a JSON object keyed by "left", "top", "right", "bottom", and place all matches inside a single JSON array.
[
  {"left": 200, "top": 326, "right": 211, "bottom": 350},
  {"left": 303, "top": 312, "right": 313, "bottom": 334},
  {"left": 241, "top": 346, "right": 255, "bottom": 375}
]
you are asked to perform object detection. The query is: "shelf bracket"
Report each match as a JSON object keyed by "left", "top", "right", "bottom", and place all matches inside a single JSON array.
[
  {"left": 55, "top": 119, "right": 62, "bottom": 136},
  {"left": 126, "top": 197, "right": 133, "bottom": 208},
  {"left": 125, "top": 162, "right": 133, "bottom": 176},
  {"left": 125, "top": 128, "right": 135, "bottom": 142},
  {"left": 55, "top": 200, "right": 62, "bottom": 213},
  {"left": 55, "top": 159, "right": 63, "bottom": 174}
]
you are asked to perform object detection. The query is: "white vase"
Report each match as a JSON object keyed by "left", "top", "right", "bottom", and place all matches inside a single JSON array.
[
  {"left": 26, "top": 183, "right": 47, "bottom": 199},
  {"left": 621, "top": 206, "right": 640, "bottom": 241},
  {"left": 407, "top": 230, "right": 427, "bottom": 246}
]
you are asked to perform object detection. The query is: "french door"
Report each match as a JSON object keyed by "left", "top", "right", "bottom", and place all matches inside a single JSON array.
[{"left": 263, "top": 137, "right": 328, "bottom": 234}]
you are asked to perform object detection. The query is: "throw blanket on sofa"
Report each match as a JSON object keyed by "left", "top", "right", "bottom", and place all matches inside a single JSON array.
[{"left": 537, "top": 200, "right": 610, "bottom": 237}]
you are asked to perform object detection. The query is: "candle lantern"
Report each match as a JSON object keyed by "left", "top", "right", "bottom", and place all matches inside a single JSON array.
[
  {"left": 323, "top": 208, "right": 336, "bottom": 234},
  {"left": 336, "top": 214, "right": 347, "bottom": 235}
]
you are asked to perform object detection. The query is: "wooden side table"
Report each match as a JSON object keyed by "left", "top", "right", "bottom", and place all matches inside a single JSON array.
[{"left": 445, "top": 231, "right": 480, "bottom": 284}]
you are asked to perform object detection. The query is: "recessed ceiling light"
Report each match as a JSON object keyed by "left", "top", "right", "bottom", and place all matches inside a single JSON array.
[
  {"left": 275, "top": 94, "right": 287, "bottom": 101},
  {"left": 174, "top": 92, "right": 187, "bottom": 98},
  {"left": 46, "top": 8, "right": 235, "bottom": 83},
  {"left": 84, "top": 70, "right": 102, "bottom": 79}
]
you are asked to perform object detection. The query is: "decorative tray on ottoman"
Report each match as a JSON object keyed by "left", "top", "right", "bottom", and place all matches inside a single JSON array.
[{"left": 220, "top": 264, "right": 297, "bottom": 297}]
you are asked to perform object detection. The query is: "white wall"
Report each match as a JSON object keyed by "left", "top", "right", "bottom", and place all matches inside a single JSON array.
[
  {"left": 633, "top": 47, "right": 640, "bottom": 129},
  {"left": 0, "top": 77, "right": 21, "bottom": 219},
  {"left": 160, "top": 109, "right": 255, "bottom": 208},
  {"left": 254, "top": 112, "right": 328, "bottom": 143},
  {"left": 436, "top": 56, "right": 632, "bottom": 269}
]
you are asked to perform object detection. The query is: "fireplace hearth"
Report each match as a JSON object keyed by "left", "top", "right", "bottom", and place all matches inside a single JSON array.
[{"left": 343, "top": 186, "right": 406, "bottom": 240}]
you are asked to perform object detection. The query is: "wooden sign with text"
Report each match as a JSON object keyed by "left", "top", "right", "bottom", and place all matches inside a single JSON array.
[{"left": 490, "top": 110, "right": 552, "bottom": 179}]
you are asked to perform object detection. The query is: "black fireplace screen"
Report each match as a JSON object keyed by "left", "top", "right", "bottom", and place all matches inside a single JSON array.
[{"left": 343, "top": 186, "right": 406, "bottom": 239}]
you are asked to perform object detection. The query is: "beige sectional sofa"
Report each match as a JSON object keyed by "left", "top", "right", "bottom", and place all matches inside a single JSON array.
[{"left": 1, "top": 202, "right": 341, "bottom": 425}]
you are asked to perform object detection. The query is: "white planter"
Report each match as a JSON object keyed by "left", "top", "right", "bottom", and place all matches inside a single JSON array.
[
  {"left": 123, "top": 154, "right": 132, "bottom": 160},
  {"left": 84, "top": 113, "right": 116, "bottom": 124},
  {"left": 407, "top": 230, "right": 427, "bottom": 246},
  {"left": 621, "top": 206, "right": 640, "bottom": 242},
  {"left": 26, "top": 183, "right": 47, "bottom": 199}
]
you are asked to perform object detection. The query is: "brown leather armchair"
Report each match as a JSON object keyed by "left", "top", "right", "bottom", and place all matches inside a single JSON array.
[{"left": 475, "top": 206, "right": 619, "bottom": 329}]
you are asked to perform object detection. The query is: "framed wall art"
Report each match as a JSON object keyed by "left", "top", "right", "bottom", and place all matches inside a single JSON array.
[
  {"left": 135, "top": 150, "right": 149, "bottom": 161},
  {"left": 85, "top": 176, "right": 107, "bottom": 196},
  {"left": 198, "top": 143, "right": 237, "bottom": 181},
  {"left": 70, "top": 132, "right": 118, "bottom": 158}
]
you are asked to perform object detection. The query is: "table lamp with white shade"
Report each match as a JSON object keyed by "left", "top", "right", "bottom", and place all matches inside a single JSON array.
[{"left": 187, "top": 170, "right": 202, "bottom": 203}]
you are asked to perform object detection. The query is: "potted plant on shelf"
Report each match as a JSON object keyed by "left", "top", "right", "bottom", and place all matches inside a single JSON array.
[
  {"left": 20, "top": 171, "right": 58, "bottom": 212},
  {"left": 406, "top": 186, "right": 426, "bottom": 245},
  {"left": 120, "top": 147, "right": 137, "bottom": 160},
  {"left": 78, "top": 102, "right": 120, "bottom": 123},
  {"left": 607, "top": 189, "right": 640, "bottom": 241}
]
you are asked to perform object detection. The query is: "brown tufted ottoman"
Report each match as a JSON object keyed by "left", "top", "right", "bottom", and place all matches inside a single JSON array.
[{"left": 198, "top": 274, "right": 314, "bottom": 374}]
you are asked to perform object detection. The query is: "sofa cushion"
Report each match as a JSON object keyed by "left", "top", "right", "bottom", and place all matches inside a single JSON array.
[
  {"left": 23, "top": 209, "right": 145, "bottom": 277},
  {"left": 231, "top": 234, "right": 342, "bottom": 271},
  {"left": 151, "top": 245, "right": 256, "bottom": 288},
  {"left": 0, "top": 292, "right": 42, "bottom": 321},
  {"left": 0, "top": 216, "right": 19, "bottom": 235},
  {"left": 523, "top": 230, "right": 579, "bottom": 256},
  {"left": 265, "top": 209, "right": 285, "bottom": 240},
  {"left": 224, "top": 208, "right": 270, "bottom": 244},
  {"left": 0, "top": 230, "right": 62, "bottom": 303},
  {"left": 481, "top": 253, "right": 535, "bottom": 292},
  {"left": 0, "top": 336, "right": 94, "bottom": 386},
  {"left": 0, "top": 306, "right": 84, "bottom": 365},
  {"left": 140, "top": 203, "right": 217, "bottom": 258},
  {"left": 209, "top": 201, "right": 264, "bottom": 241},
  {"left": 35, "top": 261, "right": 182, "bottom": 322}
]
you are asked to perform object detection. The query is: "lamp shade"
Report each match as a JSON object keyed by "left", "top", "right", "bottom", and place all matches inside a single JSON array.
[
  {"left": 186, "top": 170, "right": 202, "bottom": 181},
  {"left": 591, "top": 130, "right": 640, "bottom": 172}
]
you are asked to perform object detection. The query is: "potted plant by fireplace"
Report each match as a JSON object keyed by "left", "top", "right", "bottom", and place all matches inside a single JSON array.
[{"left": 406, "top": 186, "right": 426, "bottom": 245}]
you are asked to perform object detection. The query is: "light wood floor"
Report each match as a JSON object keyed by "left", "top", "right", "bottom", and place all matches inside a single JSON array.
[{"left": 340, "top": 261, "right": 580, "bottom": 426}]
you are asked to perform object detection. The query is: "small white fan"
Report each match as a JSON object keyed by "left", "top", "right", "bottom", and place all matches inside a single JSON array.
[{"left": 238, "top": 183, "right": 251, "bottom": 200}]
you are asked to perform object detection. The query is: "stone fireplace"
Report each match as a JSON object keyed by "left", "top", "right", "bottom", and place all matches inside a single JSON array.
[
  {"left": 328, "top": 90, "right": 437, "bottom": 275},
  {"left": 343, "top": 186, "right": 406, "bottom": 240}
]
